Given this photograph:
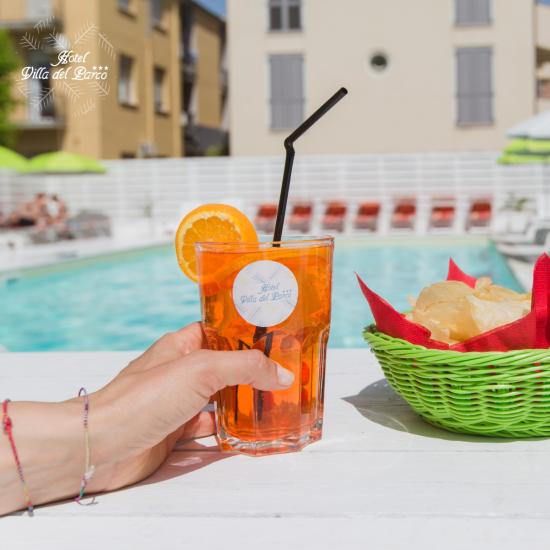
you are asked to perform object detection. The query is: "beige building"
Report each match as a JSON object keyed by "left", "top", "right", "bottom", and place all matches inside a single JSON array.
[
  {"left": 1, "top": 0, "right": 228, "bottom": 159},
  {"left": 1, "top": 0, "right": 182, "bottom": 159},
  {"left": 227, "top": 0, "right": 550, "bottom": 155}
]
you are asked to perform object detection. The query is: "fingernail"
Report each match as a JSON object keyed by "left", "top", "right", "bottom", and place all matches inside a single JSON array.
[{"left": 276, "top": 364, "right": 294, "bottom": 387}]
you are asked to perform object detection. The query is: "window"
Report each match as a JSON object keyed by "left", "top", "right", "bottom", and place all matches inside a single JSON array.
[
  {"left": 27, "top": 51, "right": 54, "bottom": 120},
  {"left": 150, "top": 0, "right": 163, "bottom": 27},
  {"left": 455, "top": 0, "right": 491, "bottom": 26},
  {"left": 269, "top": 0, "right": 301, "bottom": 31},
  {"left": 269, "top": 54, "right": 304, "bottom": 129},
  {"left": 27, "top": 0, "right": 52, "bottom": 18},
  {"left": 456, "top": 47, "right": 493, "bottom": 126},
  {"left": 538, "top": 79, "right": 550, "bottom": 99},
  {"left": 370, "top": 52, "right": 389, "bottom": 73},
  {"left": 118, "top": 0, "right": 131, "bottom": 11},
  {"left": 154, "top": 67, "right": 167, "bottom": 113},
  {"left": 118, "top": 55, "right": 135, "bottom": 105}
]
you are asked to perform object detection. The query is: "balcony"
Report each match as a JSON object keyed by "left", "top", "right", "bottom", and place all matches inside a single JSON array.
[
  {"left": 537, "top": 3, "right": 550, "bottom": 51},
  {"left": 181, "top": 50, "right": 197, "bottom": 81},
  {"left": 0, "top": 17, "right": 58, "bottom": 31},
  {"left": 17, "top": 116, "right": 64, "bottom": 130},
  {"left": 0, "top": 0, "right": 58, "bottom": 32}
]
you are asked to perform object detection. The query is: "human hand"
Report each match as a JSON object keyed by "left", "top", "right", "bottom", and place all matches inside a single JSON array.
[{"left": 89, "top": 323, "right": 294, "bottom": 493}]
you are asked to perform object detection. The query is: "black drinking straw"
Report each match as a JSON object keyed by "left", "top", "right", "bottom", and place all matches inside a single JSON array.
[
  {"left": 272, "top": 87, "right": 348, "bottom": 243},
  {"left": 251, "top": 87, "right": 348, "bottom": 425}
]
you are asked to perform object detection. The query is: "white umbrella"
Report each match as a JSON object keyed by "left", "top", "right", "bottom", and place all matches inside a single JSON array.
[{"left": 507, "top": 110, "right": 550, "bottom": 139}]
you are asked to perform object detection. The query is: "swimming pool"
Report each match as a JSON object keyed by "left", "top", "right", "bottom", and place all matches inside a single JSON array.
[{"left": 0, "top": 237, "right": 521, "bottom": 351}]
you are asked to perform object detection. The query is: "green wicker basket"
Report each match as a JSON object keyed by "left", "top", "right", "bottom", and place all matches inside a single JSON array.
[{"left": 364, "top": 326, "right": 550, "bottom": 438}]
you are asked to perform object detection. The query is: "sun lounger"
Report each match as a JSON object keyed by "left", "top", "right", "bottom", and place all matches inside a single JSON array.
[
  {"left": 496, "top": 231, "right": 550, "bottom": 263},
  {"left": 492, "top": 218, "right": 550, "bottom": 246},
  {"left": 289, "top": 203, "right": 313, "bottom": 233},
  {"left": 467, "top": 200, "right": 492, "bottom": 229},
  {"left": 391, "top": 200, "right": 416, "bottom": 230},
  {"left": 322, "top": 202, "right": 347, "bottom": 233},
  {"left": 255, "top": 203, "right": 277, "bottom": 234},
  {"left": 354, "top": 202, "right": 380, "bottom": 232},
  {"left": 430, "top": 198, "right": 456, "bottom": 230},
  {"left": 66, "top": 210, "right": 111, "bottom": 239}
]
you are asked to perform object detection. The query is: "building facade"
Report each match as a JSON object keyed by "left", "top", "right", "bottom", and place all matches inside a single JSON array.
[
  {"left": 227, "top": 0, "right": 550, "bottom": 155},
  {"left": 180, "top": 0, "right": 227, "bottom": 156},
  {"left": 1, "top": 0, "right": 225, "bottom": 159}
]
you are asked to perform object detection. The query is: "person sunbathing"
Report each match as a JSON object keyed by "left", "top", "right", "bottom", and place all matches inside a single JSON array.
[
  {"left": 8, "top": 194, "right": 49, "bottom": 228},
  {"left": 46, "top": 194, "right": 68, "bottom": 225}
]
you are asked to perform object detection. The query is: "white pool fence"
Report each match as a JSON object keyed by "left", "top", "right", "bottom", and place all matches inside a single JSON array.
[{"left": 1, "top": 151, "right": 548, "bottom": 236}]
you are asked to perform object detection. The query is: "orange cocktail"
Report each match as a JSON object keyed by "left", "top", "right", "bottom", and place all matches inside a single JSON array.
[{"left": 195, "top": 237, "right": 334, "bottom": 455}]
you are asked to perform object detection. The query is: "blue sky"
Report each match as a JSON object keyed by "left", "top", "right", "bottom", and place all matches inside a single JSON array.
[{"left": 196, "top": 0, "right": 226, "bottom": 18}]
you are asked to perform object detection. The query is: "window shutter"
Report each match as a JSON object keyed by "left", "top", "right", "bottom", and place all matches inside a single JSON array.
[
  {"left": 472, "top": 0, "right": 491, "bottom": 23},
  {"left": 455, "top": 0, "right": 491, "bottom": 25},
  {"left": 269, "top": 55, "right": 304, "bottom": 129},
  {"left": 455, "top": 0, "right": 468, "bottom": 25},
  {"left": 456, "top": 47, "right": 493, "bottom": 125}
]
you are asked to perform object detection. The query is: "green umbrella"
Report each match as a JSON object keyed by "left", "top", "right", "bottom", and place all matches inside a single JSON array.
[
  {"left": 498, "top": 138, "right": 550, "bottom": 164},
  {"left": 0, "top": 146, "right": 28, "bottom": 171},
  {"left": 500, "top": 111, "right": 550, "bottom": 164},
  {"left": 24, "top": 151, "right": 106, "bottom": 174}
]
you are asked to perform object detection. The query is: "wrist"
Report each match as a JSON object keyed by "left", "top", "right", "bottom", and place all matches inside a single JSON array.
[
  {"left": 3, "top": 400, "right": 85, "bottom": 511},
  {"left": 85, "top": 384, "right": 141, "bottom": 493}
]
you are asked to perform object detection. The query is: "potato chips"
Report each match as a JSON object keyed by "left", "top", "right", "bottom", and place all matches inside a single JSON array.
[{"left": 406, "top": 278, "right": 531, "bottom": 345}]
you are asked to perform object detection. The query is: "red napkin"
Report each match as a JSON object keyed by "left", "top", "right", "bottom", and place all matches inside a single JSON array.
[{"left": 357, "top": 253, "right": 550, "bottom": 352}]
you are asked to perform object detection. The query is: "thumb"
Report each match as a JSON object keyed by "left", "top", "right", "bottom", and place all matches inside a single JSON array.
[{"left": 187, "top": 349, "right": 295, "bottom": 396}]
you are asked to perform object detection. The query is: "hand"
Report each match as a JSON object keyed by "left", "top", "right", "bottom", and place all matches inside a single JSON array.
[{"left": 88, "top": 323, "right": 294, "bottom": 493}]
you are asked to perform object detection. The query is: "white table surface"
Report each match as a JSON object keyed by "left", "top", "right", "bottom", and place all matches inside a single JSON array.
[{"left": 2, "top": 349, "right": 550, "bottom": 549}]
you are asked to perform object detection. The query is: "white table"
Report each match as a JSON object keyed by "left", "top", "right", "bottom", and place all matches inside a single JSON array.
[{"left": 2, "top": 349, "right": 550, "bottom": 549}]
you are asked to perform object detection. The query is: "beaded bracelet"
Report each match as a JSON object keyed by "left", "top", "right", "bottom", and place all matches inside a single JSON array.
[
  {"left": 2, "top": 399, "right": 34, "bottom": 516},
  {"left": 75, "top": 388, "right": 96, "bottom": 505}
]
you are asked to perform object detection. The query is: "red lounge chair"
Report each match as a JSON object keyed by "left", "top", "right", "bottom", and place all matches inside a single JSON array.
[
  {"left": 354, "top": 202, "right": 380, "bottom": 231},
  {"left": 289, "top": 203, "right": 313, "bottom": 233},
  {"left": 322, "top": 202, "right": 347, "bottom": 233},
  {"left": 468, "top": 200, "right": 492, "bottom": 228},
  {"left": 391, "top": 200, "right": 416, "bottom": 230},
  {"left": 255, "top": 203, "right": 277, "bottom": 234},
  {"left": 430, "top": 198, "right": 456, "bottom": 229}
]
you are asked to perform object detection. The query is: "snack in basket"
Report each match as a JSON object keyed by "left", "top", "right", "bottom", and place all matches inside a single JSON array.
[
  {"left": 357, "top": 254, "right": 550, "bottom": 352},
  {"left": 405, "top": 277, "right": 531, "bottom": 345}
]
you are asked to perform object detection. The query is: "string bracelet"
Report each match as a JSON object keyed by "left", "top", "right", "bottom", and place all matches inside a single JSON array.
[
  {"left": 2, "top": 399, "right": 34, "bottom": 516},
  {"left": 74, "top": 388, "right": 96, "bottom": 505}
]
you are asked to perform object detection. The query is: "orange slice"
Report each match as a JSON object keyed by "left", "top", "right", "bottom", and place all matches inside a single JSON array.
[{"left": 175, "top": 203, "right": 258, "bottom": 282}]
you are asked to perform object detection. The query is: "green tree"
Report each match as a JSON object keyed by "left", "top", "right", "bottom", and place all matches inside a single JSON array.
[{"left": 0, "top": 30, "right": 20, "bottom": 147}]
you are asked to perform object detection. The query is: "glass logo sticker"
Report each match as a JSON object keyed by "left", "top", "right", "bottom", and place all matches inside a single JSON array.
[{"left": 232, "top": 260, "right": 298, "bottom": 327}]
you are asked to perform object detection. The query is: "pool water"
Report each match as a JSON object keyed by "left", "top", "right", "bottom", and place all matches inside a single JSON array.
[{"left": 0, "top": 238, "right": 521, "bottom": 351}]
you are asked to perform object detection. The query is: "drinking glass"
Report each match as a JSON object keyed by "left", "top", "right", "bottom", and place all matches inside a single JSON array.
[{"left": 195, "top": 236, "right": 334, "bottom": 455}]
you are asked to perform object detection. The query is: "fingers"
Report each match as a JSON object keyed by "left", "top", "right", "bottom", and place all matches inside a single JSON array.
[
  {"left": 187, "top": 349, "right": 295, "bottom": 398},
  {"left": 124, "top": 322, "right": 206, "bottom": 374}
]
